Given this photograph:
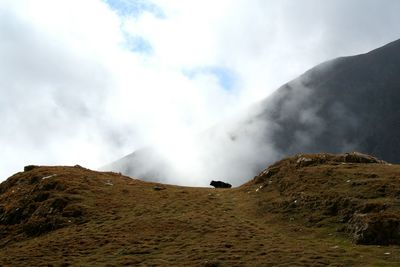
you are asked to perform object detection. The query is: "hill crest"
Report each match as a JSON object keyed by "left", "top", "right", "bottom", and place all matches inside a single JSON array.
[{"left": 1, "top": 153, "right": 400, "bottom": 265}]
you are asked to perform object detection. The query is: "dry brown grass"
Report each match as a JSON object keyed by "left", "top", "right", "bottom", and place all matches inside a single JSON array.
[{"left": 1, "top": 154, "right": 400, "bottom": 266}]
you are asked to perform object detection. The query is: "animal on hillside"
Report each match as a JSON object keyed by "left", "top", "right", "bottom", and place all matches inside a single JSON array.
[{"left": 210, "top": 180, "right": 232, "bottom": 188}]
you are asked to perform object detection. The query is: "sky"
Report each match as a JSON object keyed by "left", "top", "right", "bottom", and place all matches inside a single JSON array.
[{"left": 1, "top": 0, "right": 400, "bottom": 182}]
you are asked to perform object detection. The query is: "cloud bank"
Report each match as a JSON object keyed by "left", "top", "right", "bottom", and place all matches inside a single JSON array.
[{"left": 1, "top": 0, "right": 400, "bottom": 182}]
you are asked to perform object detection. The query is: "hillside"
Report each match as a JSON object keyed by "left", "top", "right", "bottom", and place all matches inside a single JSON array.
[
  {"left": 105, "top": 38, "right": 400, "bottom": 186},
  {"left": 1, "top": 153, "right": 400, "bottom": 266}
]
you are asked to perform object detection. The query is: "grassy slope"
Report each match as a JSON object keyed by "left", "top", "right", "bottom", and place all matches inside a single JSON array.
[{"left": 0, "top": 155, "right": 400, "bottom": 266}]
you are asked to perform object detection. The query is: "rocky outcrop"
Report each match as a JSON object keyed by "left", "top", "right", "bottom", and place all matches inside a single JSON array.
[
  {"left": 348, "top": 213, "right": 400, "bottom": 245},
  {"left": 254, "top": 152, "right": 386, "bottom": 184},
  {"left": 295, "top": 152, "right": 386, "bottom": 167},
  {"left": 23, "top": 165, "right": 40, "bottom": 172}
]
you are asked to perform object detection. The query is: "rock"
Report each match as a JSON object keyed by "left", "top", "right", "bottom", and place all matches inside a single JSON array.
[
  {"left": 24, "top": 165, "right": 39, "bottom": 172},
  {"left": 340, "top": 152, "right": 385, "bottom": 164},
  {"left": 348, "top": 213, "right": 400, "bottom": 245},
  {"left": 296, "top": 157, "right": 314, "bottom": 167},
  {"left": 295, "top": 152, "right": 385, "bottom": 168}
]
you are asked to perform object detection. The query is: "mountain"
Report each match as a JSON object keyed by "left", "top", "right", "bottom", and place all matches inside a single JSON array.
[
  {"left": 1, "top": 153, "right": 400, "bottom": 266},
  {"left": 105, "top": 148, "right": 175, "bottom": 183},
  {"left": 104, "top": 39, "right": 400, "bottom": 185},
  {"left": 258, "top": 38, "right": 400, "bottom": 161}
]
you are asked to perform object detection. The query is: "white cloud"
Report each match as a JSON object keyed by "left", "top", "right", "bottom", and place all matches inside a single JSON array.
[{"left": 1, "top": 0, "right": 400, "bottom": 182}]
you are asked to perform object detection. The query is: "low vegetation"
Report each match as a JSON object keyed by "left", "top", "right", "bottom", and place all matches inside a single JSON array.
[{"left": 0, "top": 153, "right": 399, "bottom": 266}]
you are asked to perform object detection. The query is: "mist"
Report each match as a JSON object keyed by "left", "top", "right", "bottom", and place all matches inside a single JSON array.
[
  {"left": 1, "top": 1, "right": 400, "bottom": 184},
  {"left": 106, "top": 59, "right": 358, "bottom": 187}
]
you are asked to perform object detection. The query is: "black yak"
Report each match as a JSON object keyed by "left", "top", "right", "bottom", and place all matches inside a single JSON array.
[{"left": 210, "top": 180, "right": 232, "bottom": 188}]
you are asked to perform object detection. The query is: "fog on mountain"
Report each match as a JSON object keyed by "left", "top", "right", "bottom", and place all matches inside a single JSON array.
[{"left": 104, "top": 39, "right": 400, "bottom": 187}]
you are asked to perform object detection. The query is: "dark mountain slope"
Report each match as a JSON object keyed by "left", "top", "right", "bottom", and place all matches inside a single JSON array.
[{"left": 258, "top": 38, "right": 400, "bottom": 162}]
